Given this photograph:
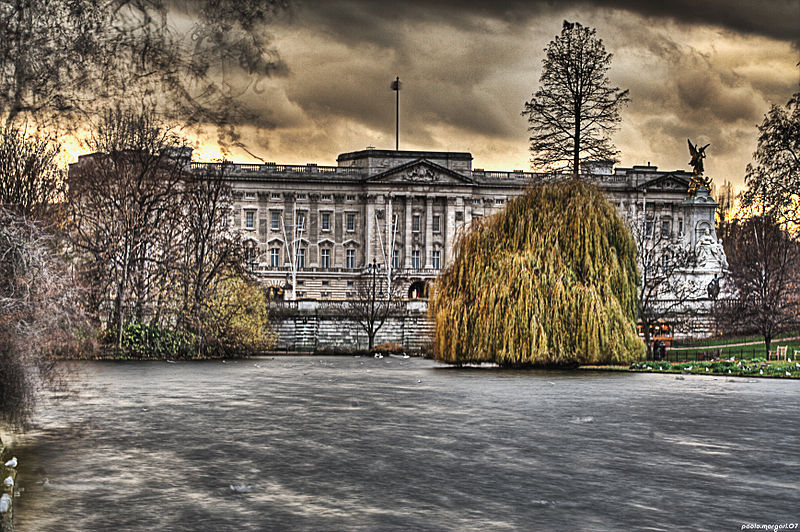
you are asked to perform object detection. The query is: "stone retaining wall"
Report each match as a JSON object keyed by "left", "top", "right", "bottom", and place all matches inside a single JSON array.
[{"left": 269, "top": 300, "right": 434, "bottom": 353}]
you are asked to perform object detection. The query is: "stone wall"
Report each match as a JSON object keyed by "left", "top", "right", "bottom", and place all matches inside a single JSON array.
[{"left": 268, "top": 300, "right": 434, "bottom": 353}]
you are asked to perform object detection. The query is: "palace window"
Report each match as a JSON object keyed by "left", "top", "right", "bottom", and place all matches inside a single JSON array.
[
  {"left": 412, "top": 215, "right": 421, "bottom": 232},
  {"left": 645, "top": 220, "right": 654, "bottom": 238},
  {"left": 346, "top": 213, "right": 356, "bottom": 232},
  {"left": 244, "top": 191, "right": 256, "bottom": 200},
  {"left": 295, "top": 248, "right": 305, "bottom": 269},
  {"left": 392, "top": 249, "right": 400, "bottom": 269},
  {"left": 296, "top": 212, "right": 306, "bottom": 230},
  {"left": 271, "top": 192, "right": 281, "bottom": 200},
  {"left": 346, "top": 249, "right": 356, "bottom": 269},
  {"left": 271, "top": 211, "right": 281, "bottom": 231},
  {"left": 495, "top": 198, "right": 505, "bottom": 205},
  {"left": 411, "top": 250, "right": 421, "bottom": 269},
  {"left": 678, "top": 218, "right": 684, "bottom": 235},
  {"left": 432, "top": 250, "right": 441, "bottom": 270},
  {"left": 433, "top": 215, "right": 441, "bottom": 233},
  {"left": 321, "top": 212, "right": 331, "bottom": 231},
  {"left": 346, "top": 194, "right": 356, "bottom": 201},
  {"left": 296, "top": 193, "right": 307, "bottom": 200},
  {"left": 245, "top": 210, "right": 255, "bottom": 229},
  {"left": 321, "top": 248, "right": 331, "bottom": 269},
  {"left": 270, "top": 248, "right": 280, "bottom": 267},
  {"left": 661, "top": 220, "right": 671, "bottom": 238},
  {"left": 321, "top": 194, "right": 332, "bottom": 201}
]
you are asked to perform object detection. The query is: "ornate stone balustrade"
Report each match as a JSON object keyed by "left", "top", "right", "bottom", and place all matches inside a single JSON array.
[{"left": 191, "top": 162, "right": 362, "bottom": 176}]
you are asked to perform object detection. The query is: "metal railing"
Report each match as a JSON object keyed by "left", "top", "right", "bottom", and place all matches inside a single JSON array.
[
  {"left": 269, "top": 299, "right": 422, "bottom": 311},
  {"left": 647, "top": 348, "right": 767, "bottom": 362}
]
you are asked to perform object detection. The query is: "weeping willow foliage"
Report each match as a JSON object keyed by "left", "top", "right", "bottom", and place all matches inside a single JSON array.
[{"left": 431, "top": 181, "right": 644, "bottom": 367}]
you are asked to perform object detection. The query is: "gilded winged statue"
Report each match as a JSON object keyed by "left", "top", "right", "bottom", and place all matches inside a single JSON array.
[{"left": 687, "top": 138, "right": 712, "bottom": 196}]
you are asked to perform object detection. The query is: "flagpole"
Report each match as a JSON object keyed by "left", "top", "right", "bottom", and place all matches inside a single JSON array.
[{"left": 392, "top": 76, "right": 400, "bottom": 150}]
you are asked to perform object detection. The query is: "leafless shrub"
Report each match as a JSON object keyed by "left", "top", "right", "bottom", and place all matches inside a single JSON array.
[{"left": 0, "top": 209, "right": 81, "bottom": 427}]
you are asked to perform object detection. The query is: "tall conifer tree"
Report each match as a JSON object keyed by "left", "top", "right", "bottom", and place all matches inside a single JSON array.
[{"left": 523, "top": 21, "right": 629, "bottom": 177}]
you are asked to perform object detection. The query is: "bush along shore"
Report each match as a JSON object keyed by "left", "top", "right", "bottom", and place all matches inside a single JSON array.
[{"left": 629, "top": 359, "right": 800, "bottom": 378}]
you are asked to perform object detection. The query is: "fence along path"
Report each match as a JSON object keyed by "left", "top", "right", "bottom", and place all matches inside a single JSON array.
[{"left": 669, "top": 335, "right": 800, "bottom": 351}]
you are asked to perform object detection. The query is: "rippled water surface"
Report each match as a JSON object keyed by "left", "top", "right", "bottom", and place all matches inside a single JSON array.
[{"left": 9, "top": 357, "right": 800, "bottom": 531}]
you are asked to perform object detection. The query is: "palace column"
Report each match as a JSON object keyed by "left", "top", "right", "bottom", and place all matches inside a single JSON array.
[
  {"left": 365, "top": 195, "right": 375, "bottom": 267},
  {"left": 385, "top": 194, "right": 394, "bottom": 266},
  {"left": 424, "top": 195, "right": 433, "bottom": 268},
  {"left": 444, "top": 196, "right": 457, "bottom": 266},
  {"left": 404, "top": 195, "right": 412, "bottom": 268}
]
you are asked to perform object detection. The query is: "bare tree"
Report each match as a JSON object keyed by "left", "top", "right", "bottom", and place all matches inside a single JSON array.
[
  {"left": 68, "top": 107, "right": 265, "bottom": 357},
  {"left": 68, "top": 107, "right": 186, "bottom": 347},
  {"left": 522, "top": 21, "right": 629, "bottom": 177},
  {"left": 179, "top": 162, "right": 243, "bottom": 345},
  {"left": 0, "top": 0, "right": 288, "bottom": 148},
  {"left": 740, "top": 92, "right": 800, "bottom": 225},
  {"left": 0, "top": 209, "right": 80, "bottom": 427},
  {"left": 716, "top": 211, "right": 800, "bottom": 355},
  {"left": 348, "top": 259, "right": 400, "bottom": 351},
  {"left": 0, "top": 124, "right": 64, "bottom": 215},
  {"left": 629, "top": 213, "right": 697, "bottom": 357},
  {"left": 712, "top": 179, "right": 737, "bottom": 238}
]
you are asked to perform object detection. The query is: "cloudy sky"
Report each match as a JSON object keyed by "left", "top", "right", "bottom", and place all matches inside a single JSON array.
[{"left": 190, "top": 0, "right": 799, "bottom": 190}]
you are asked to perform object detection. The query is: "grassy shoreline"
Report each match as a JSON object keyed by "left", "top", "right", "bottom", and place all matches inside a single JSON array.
[{"left": 583, "top": 360, "right": 800, "bottom": 379}]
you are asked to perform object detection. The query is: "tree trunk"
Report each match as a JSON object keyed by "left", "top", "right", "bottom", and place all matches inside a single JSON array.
[
  {"left": 115, "top": 252, "right": 129, "bottom": 350},
  {"left": 573, "top": 105, "right": 581, "bottom": 178}
]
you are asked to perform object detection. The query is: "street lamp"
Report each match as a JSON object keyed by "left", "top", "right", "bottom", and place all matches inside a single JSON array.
[
  {"left": 244, "top": 240, "right": 257, "bottom": 272},
  {"left": 367, "top": 258, "right": 382, "bottom": 304},
  {"left": 282, "top": 273, "right": 292, "bottom": 302}
]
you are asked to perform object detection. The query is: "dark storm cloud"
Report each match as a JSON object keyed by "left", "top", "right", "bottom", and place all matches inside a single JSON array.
[
  {"left": 186, "top": 0, "right": 799, "bottom": 188},
  {"left": 297, "top": 0, "right": 800, "bottom": 46}
]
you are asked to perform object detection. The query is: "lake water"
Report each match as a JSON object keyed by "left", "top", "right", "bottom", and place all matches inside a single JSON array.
[{"left": 9, "top": 357, "right": 800, "bottom": 531}]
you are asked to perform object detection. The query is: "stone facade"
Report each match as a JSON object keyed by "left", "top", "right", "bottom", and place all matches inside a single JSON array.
[{"left": 195, "top": 149, "right": 725, "bottom": 310}]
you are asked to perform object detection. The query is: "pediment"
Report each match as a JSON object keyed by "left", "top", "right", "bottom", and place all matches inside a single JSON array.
[
  {"left": 637, "top": 173, "right": 691, "bottom": 193},
  {"left": 366, "top": 159, "right": 474, "bottom": 185}
]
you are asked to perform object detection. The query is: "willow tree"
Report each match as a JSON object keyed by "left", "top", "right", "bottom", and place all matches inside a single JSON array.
[{"left": 430, "top": 181, "right": 644, "bottom": 367}]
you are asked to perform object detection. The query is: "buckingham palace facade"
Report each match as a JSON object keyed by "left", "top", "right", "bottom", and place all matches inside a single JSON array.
[{"left": 192, "top": 147, "right": 722, "bottom": 304}]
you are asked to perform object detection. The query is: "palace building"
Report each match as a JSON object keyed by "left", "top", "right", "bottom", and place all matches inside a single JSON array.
[
  {"left": 193, "top": 147, "right": 724, "bottom": 308},
  {"left": 70, "top": 146, "right": 727, "bottom": 346}
]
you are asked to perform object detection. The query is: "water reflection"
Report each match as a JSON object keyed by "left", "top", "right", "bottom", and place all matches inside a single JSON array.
[{"left": 10, "top": 357, "right": 800, "bottom": 531}]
